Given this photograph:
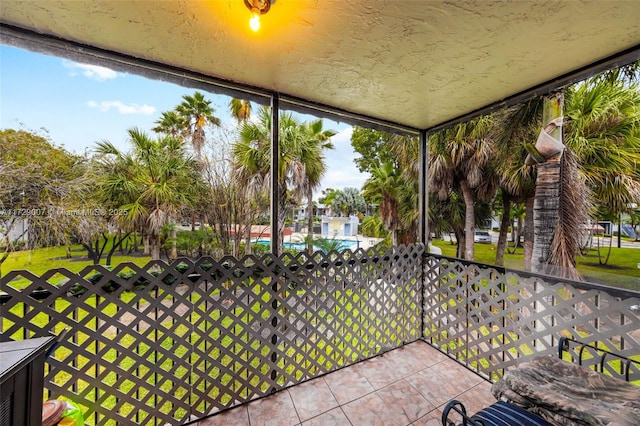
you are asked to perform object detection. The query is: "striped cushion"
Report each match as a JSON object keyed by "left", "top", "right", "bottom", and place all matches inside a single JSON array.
[{"left": 471, "top": 401, "right": 549, "bottom": 426}]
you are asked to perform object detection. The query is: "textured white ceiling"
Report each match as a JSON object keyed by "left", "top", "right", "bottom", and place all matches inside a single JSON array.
[{"left": 1, "top": 0, "right": 639, "bottom": 130}]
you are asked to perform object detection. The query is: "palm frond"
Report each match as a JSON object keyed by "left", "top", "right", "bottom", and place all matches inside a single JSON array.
[{"left": 547, "top": 149, "right": 590, "bottom": 280}]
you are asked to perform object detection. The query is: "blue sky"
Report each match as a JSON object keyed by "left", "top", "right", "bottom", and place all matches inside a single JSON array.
[{"left": 0, "top": 45, "right": 367, "bottom": 196}]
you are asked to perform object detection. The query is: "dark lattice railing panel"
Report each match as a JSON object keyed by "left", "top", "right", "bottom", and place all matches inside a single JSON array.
[
  {"left": 423, "top": 255, "right": 640, "bottom": 382},
  {"left": 2, "top": 261, "right": 201, "bottom": 425},
  {"left": 423, "top": 257, "right": 469, "bottom": 360},
  {"left": 5, "top": 247, "right": 637, "bottom": 425},
  {"left": 188, "top": 256, "right": 283, "bottom": 417},
  {"left": 1, "top": 245, "right": 424, "bottom": 425},
  {"left": 260, "top": 245, "right": 423, "bottom": 392}
]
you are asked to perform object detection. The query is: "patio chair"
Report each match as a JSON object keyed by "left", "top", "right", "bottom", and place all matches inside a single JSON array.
[
  {"left": 441, "top": 399, "right": 548, "bottom": 426},
  {"left": 441, "top": 337, "right": 640, "bottom": 426}
]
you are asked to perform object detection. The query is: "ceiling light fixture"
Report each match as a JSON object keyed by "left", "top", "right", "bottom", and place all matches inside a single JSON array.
[{"left": 244, "top": 0, "right": 273, "bottom": 32}]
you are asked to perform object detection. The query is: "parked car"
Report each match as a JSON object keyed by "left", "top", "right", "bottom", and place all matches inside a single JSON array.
[{"left": 474, "top": 230, "right": 491, "bottom": 243}]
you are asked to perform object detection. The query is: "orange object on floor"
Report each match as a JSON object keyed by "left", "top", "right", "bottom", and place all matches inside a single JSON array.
[{"left": 42, "top": 400, "right": 66, "bottom": 426}]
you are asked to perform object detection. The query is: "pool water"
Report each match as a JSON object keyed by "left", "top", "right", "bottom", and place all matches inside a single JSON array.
[{"left": 255, "top": 239, "right": 358, "bottom": 252}]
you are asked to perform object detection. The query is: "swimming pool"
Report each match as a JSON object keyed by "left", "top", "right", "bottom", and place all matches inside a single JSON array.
[{"left": 254, "top": 239, "right": 358, "bottom": 252}]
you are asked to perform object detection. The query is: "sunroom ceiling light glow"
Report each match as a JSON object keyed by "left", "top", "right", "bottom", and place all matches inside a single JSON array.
[{"left": 244, "top": 0, "right": 273, "bottom": 32}]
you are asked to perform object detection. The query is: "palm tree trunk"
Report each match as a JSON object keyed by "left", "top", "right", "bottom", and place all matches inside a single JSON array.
[
  {"left": 151, "top": 235, "right": 161, "bottom": 260},
  {"left": 170, "top": 227, "right": 178, "bottom": 260},
  {"left": 143, "top": 233, "right": 150, "bottom": 256},
  {"left": 244, "top": 223, "right": 252, "bottom": 255},
  {"left": 460, "top": 179, "right": 475, "bottom": 260},
  {"left": 532, "top": 92, "right": 563, "bottom": 275},
  {"left": 457, "top": 233, "right": 465, "bottom": 258},
  {"left": 532, "top": 158, "right": 561, "bottom": 274},
  {"left": 496, "top": 193, "right": 511, "bottom": 266},
  {"left": 277, "top": 186, "right": 287, "bottom": 254},
  {"left": 307, "top": 186, "right": 314, "bottom": 253},
  {"left": 523, "top": 197, "right": 534, "bottom": 271}
]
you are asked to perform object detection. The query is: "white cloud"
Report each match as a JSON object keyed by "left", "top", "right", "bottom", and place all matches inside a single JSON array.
[
  {"left": 87, "top": 100, "right": 156, "bottom": 115},
  {"left": 63, "top": 60, "right": 119, "bottom": 81}
]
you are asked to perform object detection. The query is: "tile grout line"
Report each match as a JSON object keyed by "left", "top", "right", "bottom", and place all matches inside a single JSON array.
[
  {"left": 286, "top": 388, "right": 304, "bottom": 426},
  {"left": 315, "top": 376, "right": 355, "bottom": 426}
]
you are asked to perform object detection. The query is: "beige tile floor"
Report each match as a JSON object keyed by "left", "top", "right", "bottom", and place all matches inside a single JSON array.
[{"left": 196, "top": 340, "right": 496, "bottom": 426}]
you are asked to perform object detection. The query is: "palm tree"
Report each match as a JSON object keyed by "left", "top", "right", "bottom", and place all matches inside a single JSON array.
[
  {"left": 565, "top": 74, "right": 640, "bottom": 215},
  {"left": 558, "top": 73, "right": 640, "bottom": 274},
  {"left": 428, "top": 116, "right": 496, "bottom": 260},
  {"left": 429, "top": 191, "right": 466, "bottom": 256},
  {"left": 330, "top": 187, "right": 366, "bottom": 217},
  {"left": 498, "top": 69, "right": 640, "bottom": 277},
  {"left": 385, "top": 133, "right": 421, "bottom": 244},
  {"left": 310, "top": 237, "right": 346, "bottom": 254},
  {"left": 152, "top": 110, "right": 188, "bottom": 139},
  {"left": 328, "top": 189, "right": 347, "bottom": 216},
  {"left": 232, "top": 106, "right": 307, "bottom": 253},
  {"left": 492, "top": 101, "right": 540, "bottom": 267},
  {"left": 350, "top": 129, "right": 422, "bottom": 244},
  {"left": 175, "top": 91, "right": 221, "bottom": 158},
  {"left": 297, "top": 119, "right": 335, "bottom": 253},
  {"left": 95, "top": 128, "right": 201, "bottom": 260},
  {"left": 527, "top": 92, "right": 589, "bottom": 279},
  {"left": 362, "top": 161, "right": 403, "bottom": 246},
  {"left": 229, "top": 98, "right": 252, "bottom": 123}
]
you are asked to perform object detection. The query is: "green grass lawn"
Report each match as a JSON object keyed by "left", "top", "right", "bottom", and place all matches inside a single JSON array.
[
  {"left": 0, "top": 245, "right": 151, "bottom": 291},
  {"left": 1, "top": 245, "right": 152, "bottom": 287},
  {"left": 431, "top": 239, "right": 640, "bottom": 291},
  {"left": 4, "top": 240, "right": 640, "bottom": 291}
]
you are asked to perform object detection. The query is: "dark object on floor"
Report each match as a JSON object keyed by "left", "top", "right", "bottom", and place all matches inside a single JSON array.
[
  {"left": 442, "top": 399, "right": 548, "bottom": 426},
  {"left": 42, "top": 400, "right": 66, "bottom": 426},
  {"left": 441, "top": 337, "right": 640, "bottom": 426}
]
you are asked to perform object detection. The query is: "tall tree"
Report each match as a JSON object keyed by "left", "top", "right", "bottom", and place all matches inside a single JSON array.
[
  {"left": 530, "top": 92, "right": 589, "bottom": 279},
  {"left": 229, "top": 98, "right": 252, "bottom": 123},
  {"left": 498, "top": 68, "right": 640, "bottom": 275},
  {"left": 175, "top": 91, "right": 221, "bottom": 158},
  {"left": 0, "top": 129, "right": 92, "bottom": 255},
  {"left": 351, "top": 129, "right": 422, "bottom": 244},
  {"left": 330, "top": 187, "right": 366, "bottom": 217},
  {"left": 95, "top": 128, "right": 202, "bottom": 260},
  {"left": 493, "top": 100, "right": 540, "bottom": 267},
  {"left": 152, "top": 110, "right": 188, "bottom": 139},
  {"left": 362, "top": 162, "right": 403, "bottom": 246},
  {"left": 233, "top": 106, "right": 328, "bottom": 253},
  {"left": 297, "top": 120, "right": 335, "bottom": 252},
  {"left": 565, "top": 73, "right": 640, "bottom": 218},
  {"left": 429, "top": 116, "right": 496, "bottom": 260}
]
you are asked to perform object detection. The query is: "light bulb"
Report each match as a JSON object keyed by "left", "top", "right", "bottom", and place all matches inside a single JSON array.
[{"left": 249, "top": 8, "right": 261, "bottom": 31}]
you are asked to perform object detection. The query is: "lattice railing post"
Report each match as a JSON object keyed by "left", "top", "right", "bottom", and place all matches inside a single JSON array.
[
  {"left": 269, "top": 279, "right": 279, "bottom": 393},
  {"left": 93, "top": 293, "right": 101, "bottom": 426}
]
